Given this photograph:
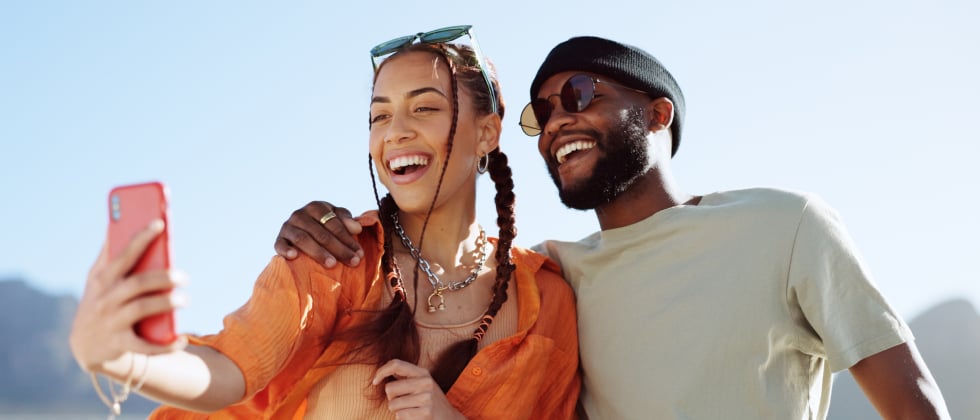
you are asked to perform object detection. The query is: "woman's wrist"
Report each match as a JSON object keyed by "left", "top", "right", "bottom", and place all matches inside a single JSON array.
[{"left": 88, "top": 352, "right": 151, "bottom": 418}]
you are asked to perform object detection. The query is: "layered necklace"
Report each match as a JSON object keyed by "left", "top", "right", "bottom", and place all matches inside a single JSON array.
[{"left": 392, "top": 213, "right": 489, "bottom": 313}]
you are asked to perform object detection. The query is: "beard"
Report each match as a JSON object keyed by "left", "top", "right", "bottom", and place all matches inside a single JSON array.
[{"left": 547, "top": 106, "right": 650, "bottom": 210}]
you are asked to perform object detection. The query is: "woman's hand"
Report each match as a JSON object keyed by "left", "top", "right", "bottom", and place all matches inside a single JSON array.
[
  {"left": 372, "top": 359, "right": 466, "bottom": 420},
  {"left": 70, "top": 219, "right": 188, "bottom": 374}
]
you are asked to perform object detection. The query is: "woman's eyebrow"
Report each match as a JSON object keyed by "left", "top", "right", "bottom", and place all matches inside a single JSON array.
[{"left": 371, "top": 86, "right": 447, "bottom": 105}]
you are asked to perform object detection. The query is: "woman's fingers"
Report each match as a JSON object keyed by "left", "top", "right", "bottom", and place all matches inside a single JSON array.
[
  {"left": 372, "top": 359, "right": 428, "bottom": 385},
  {"left": 100, "top": 219, "right": 165, "bottom": 288},
  {"left": 373, "top": 359, "right": 461, "bottom": 419},
  {"left": 116, "top": 285, "right": 187, "bottom": 327},
  {"left": 384, "top": 377, "right": 438, "bottom": 403},
  {"left": 104, "top": 269, "right": 187, "bottom": 307}
]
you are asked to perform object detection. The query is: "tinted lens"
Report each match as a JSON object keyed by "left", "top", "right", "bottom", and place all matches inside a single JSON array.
[
  {"left": 370, "top": 35, "right": 417, "bottom": 57},
  {"left": 519, "top": 103, "right": 542, "bottom": 136},
  {"left": 519, "top": 74, "right": 597, "bottom": 136},
  {"left": 419, "top": 25, "right": 471, "bottom": 44},
  {"left": 531, "top": 99, "right": 553, "bottom": 129},
  {"left": 562, "top": 74, "right": 595, "bottom": 113}
]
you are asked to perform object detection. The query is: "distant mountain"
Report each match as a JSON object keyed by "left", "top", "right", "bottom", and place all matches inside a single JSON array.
[
  {"left": 828, "top": 298, "right": 980, "bottom": 419},
  {"left": 0, "top": 278, "right": 158, "bottom": 417}
]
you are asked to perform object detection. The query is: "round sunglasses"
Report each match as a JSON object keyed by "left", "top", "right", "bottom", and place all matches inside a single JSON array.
[{"left": 519, "top": 73, "right": 648, "bottom": 136}]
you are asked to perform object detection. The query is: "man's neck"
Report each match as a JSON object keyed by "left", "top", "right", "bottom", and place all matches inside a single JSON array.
[{"left": 593, "top": 168, "right": 695, "bottom": 231}]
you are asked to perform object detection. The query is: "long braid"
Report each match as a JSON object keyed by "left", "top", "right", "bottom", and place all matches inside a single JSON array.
[
  {"left": 484, "top": 148, "right": 517, "bottom": 316},
  {"left": 334, "top": 158, "right": 418, "bottom": 390},
  {"left": 414, "top": 44, "right": 460, "bottom": 262},
  {"left": 472, "top": 148, "right": 517, "bottom": 341},
  {"left": 428, "top": 148, "right": 517, "bottom": 392},
  {"left": 369, "top": 156, "right": 408, "bottom": 303},
  {"left": 374, "top": 196, "right": 420, "bottom": 366}
]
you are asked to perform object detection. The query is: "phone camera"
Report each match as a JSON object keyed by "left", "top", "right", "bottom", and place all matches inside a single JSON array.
[{"left": 110, "top": 194, "right": 121, "bottom": 221}]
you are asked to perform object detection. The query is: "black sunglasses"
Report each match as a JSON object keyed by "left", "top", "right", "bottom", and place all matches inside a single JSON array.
[
  {"left": 369, "top": 25, "right": 498, "bottom": 114},
  {"left": 519, "top": 73, "right": 647, "bottom": 136}
]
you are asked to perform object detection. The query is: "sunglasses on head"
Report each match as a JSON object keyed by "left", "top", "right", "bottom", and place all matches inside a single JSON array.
[
  {"left": 519, "top": 73, "right": 648, "bottom": 136},
  {"left": 370, "top": 25, "right": 498, "bottom": 114}
]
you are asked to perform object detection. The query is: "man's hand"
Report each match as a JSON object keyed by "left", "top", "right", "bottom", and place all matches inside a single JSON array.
[{"left": 274, "top": 201, "right": 365, "bottom": 267}]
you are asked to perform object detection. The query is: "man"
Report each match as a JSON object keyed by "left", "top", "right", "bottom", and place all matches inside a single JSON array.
[{"left": 274, "top": 36, "right": 949, "bottom": 419}]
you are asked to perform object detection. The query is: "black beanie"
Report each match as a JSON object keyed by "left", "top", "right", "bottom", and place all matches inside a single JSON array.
[{"left": 530, "top": 36, "right": 685, "bottom": 156}]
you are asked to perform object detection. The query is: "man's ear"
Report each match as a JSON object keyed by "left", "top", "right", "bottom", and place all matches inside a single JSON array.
[
  {"left": 647, "top": 97, "right": 675, "bottom": 133},
  {"left": 477, "top": 112, "right": 502, "bottom": 156}
]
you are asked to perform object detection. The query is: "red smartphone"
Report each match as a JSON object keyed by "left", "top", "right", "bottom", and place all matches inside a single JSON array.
[{"left": 107, "top": 181, "right": 178, "bottom": 345}]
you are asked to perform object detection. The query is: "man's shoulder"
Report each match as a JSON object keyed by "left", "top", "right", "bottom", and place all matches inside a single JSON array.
[
  {"left": 516, "top": 230, "right": 597, "bottom": 278},
  {"left": 708, "top": 187, "right": 827, "bottom": 219},
  {"left": 712, "top": 187, "right": 812, "bottom": 206},
  {"left": 535, "top": 231, "right": 601, "bottom": 256}
]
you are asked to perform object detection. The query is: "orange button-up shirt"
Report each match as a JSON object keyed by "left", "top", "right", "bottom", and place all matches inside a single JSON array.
[{"left": 150, "top": 213, "right": 579, "bottom": 419}]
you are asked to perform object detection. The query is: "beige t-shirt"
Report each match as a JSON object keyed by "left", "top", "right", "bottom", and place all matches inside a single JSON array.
[{"left": 540, "top": 188, "right": 912, "bottom": 420}]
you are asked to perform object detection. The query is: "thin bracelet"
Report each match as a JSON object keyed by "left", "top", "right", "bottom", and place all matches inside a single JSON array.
[
  {"left": 89, "top": 354, "right": 149, "bottom": 419},
  {"left": 89, "top": 372, "right": 117, "bottom": 415},
  {"left": 131, "top": 354, "right": 150, "bottom": 392}
]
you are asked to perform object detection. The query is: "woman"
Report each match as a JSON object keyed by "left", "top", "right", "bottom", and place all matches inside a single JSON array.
[{"left": 69, "top": 25, "right": 579, "bottom": 419}]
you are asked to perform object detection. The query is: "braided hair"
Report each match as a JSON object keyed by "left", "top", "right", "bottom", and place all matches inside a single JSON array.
[{"left": 347, "top": 42, "right": 518, "bottom": 393}]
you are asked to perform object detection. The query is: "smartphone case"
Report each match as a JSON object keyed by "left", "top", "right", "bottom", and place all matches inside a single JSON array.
[{"left": 107, "top": 181, "right": 177, "bottom": 345}]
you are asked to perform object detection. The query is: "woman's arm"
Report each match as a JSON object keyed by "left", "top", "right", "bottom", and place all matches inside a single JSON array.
[{"left": 97, "top": 347, "right": 245, "bottom": 412}]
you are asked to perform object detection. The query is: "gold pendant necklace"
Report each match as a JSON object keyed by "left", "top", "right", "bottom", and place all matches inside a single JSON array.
[{"left": 427, "top": 286, "right": 448, "bottom": 313}]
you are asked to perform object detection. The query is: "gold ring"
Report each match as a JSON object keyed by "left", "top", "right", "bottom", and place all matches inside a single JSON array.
[{"left": 319, "top": 211, "right": 337, "bottom": 225}]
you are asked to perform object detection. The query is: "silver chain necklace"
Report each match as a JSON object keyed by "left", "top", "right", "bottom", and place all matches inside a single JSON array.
[{"left": 391, "top": 213, "right": 489, "bottom": 313}]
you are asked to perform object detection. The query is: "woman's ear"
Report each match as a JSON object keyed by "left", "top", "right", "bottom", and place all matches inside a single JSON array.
[
  {"left": 647, "top": 97, "right": 675, "bottom": 133},
  {"left": 476, "top": 112, "right": 502, "bottom": 156}
]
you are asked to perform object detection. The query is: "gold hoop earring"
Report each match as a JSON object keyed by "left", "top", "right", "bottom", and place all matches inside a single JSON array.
[{"left": 477, "top": 154, "right": 489, "bottom": 174}]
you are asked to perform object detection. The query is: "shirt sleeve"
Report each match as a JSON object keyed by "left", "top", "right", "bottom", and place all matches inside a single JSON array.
[
  {"left": 531, "top": 268, "right": 581, "bottom": 419},
  {"left": 786, "top": 194, "right": 913, "bottom": 372},
  {"left": 191, "top": 256, "right": 323, "bottom": 399}
]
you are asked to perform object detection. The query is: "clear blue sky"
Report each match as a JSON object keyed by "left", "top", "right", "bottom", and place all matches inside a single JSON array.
[{"left": 2, "top": 1, "right": 978, "bottom": 335}]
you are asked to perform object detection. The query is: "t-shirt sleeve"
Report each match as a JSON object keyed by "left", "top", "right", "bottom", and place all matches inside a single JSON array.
[{"left": 786, "top": 195, "right": 913, "bottom": 372}]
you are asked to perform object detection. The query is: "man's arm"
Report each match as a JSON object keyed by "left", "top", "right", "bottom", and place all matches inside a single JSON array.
[
  {"left": 274, "top": 201, "right": 365, "bottom": 267},
  {"left": 849, "top": 342, "right": 950, "bottom": 420}
]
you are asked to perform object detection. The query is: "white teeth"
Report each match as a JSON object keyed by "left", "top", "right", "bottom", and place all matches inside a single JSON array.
[
  {"left": 388, "top": 155, "right": 429, "bottom": 171},
  {"left": 556, "top": 140, "right": 596, "bottom": 164}
]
